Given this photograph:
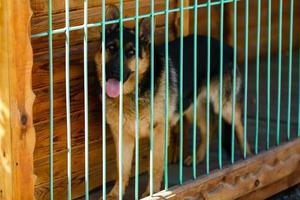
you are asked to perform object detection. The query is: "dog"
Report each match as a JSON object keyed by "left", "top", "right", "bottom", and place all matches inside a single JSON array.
[{"left": 95, "top": 4, "right": 252, "bottom": 199}]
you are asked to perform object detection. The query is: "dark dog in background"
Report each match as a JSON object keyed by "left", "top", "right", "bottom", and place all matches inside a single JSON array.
[{"left": 95, "top": 4, "right": 251, "bottom": 199}]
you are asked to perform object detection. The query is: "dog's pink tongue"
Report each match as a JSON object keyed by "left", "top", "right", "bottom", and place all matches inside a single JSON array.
[{"left": 106, "top": 79, "right": 120, "bottom": 98}]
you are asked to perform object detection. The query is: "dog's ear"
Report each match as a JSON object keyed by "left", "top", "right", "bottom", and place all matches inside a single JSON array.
[
  {"left": 105, "top": 4, "right": 120, "bottom": 33},
  {"left": 139, "top": 17, "right": 156, "bottom": 43}
]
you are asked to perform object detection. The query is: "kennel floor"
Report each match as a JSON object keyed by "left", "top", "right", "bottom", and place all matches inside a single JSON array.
[{"left": 76, "top": 53, "right": 300, "bottom": 200}]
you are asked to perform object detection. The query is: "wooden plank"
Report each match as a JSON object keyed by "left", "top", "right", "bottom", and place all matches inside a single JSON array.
[
  {"left": 30, "top": 0, "right": 177, "bottom": 55},
  {"left": 174, "top": 0, "right": 221, "bottom": 40},
  {"left": 239, "top": 168, "right": 300, "bottom": 200},
  {"left": 225, "top": 0, "right": 300, "bottom": 63},
  {"left": 0, "top": 0, "right": 36, "bottom": 199},
  {"left": 141, "top": 138, "right": 300, "bottom": 200},
  {"left": 193, "top": 2, "right": 220, "bottom": 38},
  {"left": 33, "top": 75, "right": 99, "bottom": 124},
  {"left": 31, "top": 24, "right": 175, "bottom": 61},
  {"left": 0, "top": 0, "right": 13, "bottom": 199},
  {"left": 31, "top": 1, "right": 176, "bottom": 34},
  {"left": 31, "top": 0, "right": 177, "bottom": 18},
  {"left": 34, "top": 110, "right": 101, "bottom": 159},
  {"left": 34, "top": 139, "right": 151, "bottom": 199},
  {"left": 174, "top": 0, "right": 190, "bottom": 37}
]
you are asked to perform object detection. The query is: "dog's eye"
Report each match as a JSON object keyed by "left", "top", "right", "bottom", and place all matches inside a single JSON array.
[
  {"left": 126, "top": 49, "right": 135, "bottom": 57},
  {"left": 107, "top": 44, "right": 116, "bottom": 51}
]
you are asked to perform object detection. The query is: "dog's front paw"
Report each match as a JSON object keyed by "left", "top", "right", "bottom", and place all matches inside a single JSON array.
[
  {"left": 184, "top": 155, "right": 193, "bottom": 166},
  {"left": 99, "top": 193, "right": 118, "bottom": 200},
  {"left": 169, "top": 145, "right": 179, "bottom": 164},
  {"left": 141, "top": 187, "right": 150, "bottom": 198}
]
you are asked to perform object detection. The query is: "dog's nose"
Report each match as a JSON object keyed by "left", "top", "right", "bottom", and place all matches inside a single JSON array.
[{"left": 108, "top": 68, "right": 120, "bottom": 79}]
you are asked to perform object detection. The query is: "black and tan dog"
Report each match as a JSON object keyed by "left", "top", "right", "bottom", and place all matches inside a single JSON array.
[{"left": 95, "top": 5, "right": 252, "bottom": 199}]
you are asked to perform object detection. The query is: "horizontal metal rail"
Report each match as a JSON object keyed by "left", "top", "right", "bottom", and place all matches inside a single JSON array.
[{"left": 32, "top": 0, "right": 236, "bottom": 38}]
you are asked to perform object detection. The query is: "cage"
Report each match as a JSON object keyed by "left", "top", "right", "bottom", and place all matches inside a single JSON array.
[{"left": 0, "top": 0, "right": 300, "bottom": 199}]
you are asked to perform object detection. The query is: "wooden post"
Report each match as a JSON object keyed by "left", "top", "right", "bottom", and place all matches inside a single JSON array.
[{"left": 0, "top": 0, "right": 35, "bottom": 199}]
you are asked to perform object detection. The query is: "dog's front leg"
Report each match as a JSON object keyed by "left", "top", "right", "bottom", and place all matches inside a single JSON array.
[
  {"left": 142, "top": 123, "right": 166, "bottom": 198},
  {"left": 102, "top": 126, "right": 135, "bottom": 200}
]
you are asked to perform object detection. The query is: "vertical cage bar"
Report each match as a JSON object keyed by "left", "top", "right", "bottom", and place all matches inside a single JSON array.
[
  {"left": 192, "top": 0, "right": 198, "bottom": 177},
  {"left": 218, "top": 0, "right": 224, "bottom": 170},
  {"left": 65, "top": 0, "right": 72, "bottom": 198},
  {"left": 48, "top": 0, "right": 54, "bottom": 199},
  {"left": 266, "top": 0, "right": 272, "bottom": 150},
  {"left": 164, "top": 0, "right": 170, "bottom": 190},
  {"left": 231, "top": 0, "right": 237, "bottom": 164},
  {"left": 134, "top": 0, "right": 139, "bottom": 198},
  {"left": 243, "top": 0, "right": 249, "bottom": 159},
  {"left": 101, "top": 1, "right": 106, "bottom": 199},
  {"left": 206, "top": 0, "right": 211, "bottom": 173},
  {"left": 287, "top": 0, "right": 294, "bottom": 141},
  {"left": 255, "top": 0, "right": 261, "bottom": 155},
  {"left": 276, "top": 0, "right": 283, "bottom": 146},
  {"left": 119, "top": 0, "right": 124, "bottom": 199},
  {"left": 84, "top": 0, "right": 89, "bottom": 198},
  {"left": 150, "top": 0, "right": 155, "bottom": 195},
  {"left": 179, "top": 0, "right": 184, "bottom": 185}
]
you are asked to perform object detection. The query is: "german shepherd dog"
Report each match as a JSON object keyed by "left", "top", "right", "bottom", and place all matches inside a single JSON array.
[{"left": 95, "top": 5, "right": 252, "bottom": 199}]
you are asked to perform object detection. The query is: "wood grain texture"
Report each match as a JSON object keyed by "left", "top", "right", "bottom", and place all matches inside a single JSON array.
[
  {"left": 0, "top": 0, "right": 35, "bottom": 199},
  {"left": 225, "top": 0, "right": 300, "bottom": 64},
  {"left": 34, "top": 138, "right": 151, "bottom": 199},
  {"left": 174, "top": 0, "right": 190, "bottom": 37},
  {"left": 31, "top": 1, "right": 176, "bottom": 198},
  {"left": 30, "top": 0, "right": 177, "bottom": 55},
  {"left": 0, "top": 0, "right": 13, "bottom": 198},
  {"left": 141, "top": 138, "right": 300, "bottom": 200},
  {"left": 239, "top": 169, "right": 300, "bottom": 200}
]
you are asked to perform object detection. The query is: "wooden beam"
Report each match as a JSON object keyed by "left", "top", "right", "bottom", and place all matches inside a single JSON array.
[
  {"left": 142, "top": 138, "right": 300, "bottom": 200},
  {"left": 0, "top": 0, "right": 35, "bottom": 199},
  {"left": 239, "top": 168, "right": 300, "bottom": 200}
]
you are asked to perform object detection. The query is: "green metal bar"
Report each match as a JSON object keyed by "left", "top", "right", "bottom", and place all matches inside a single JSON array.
[
  {"left": 206, "top": 0, "right": 211, "bottom": 173},
  {"left": 84, "top": 0, "right": 89, "bottom": 198},
  {"left": 32, "top": 0, "right": 238, "bottom": 39},
  {"left": 65, "top": 0, "right": 72, "bottom": 198},
  {"left": 150, "top": 0, "right": 154, "bottom": 195},
  {"left": 101, "top": 0, "right": 106, "bottom": 199},
  {"left": 134, "top": 0, "right": 139, "bottom": 199},
  {"left": 243, "top": 0, "right": 249, "bottom": 159},
  {"left": 276, "top": 0, "right": 283, "bottom": 146},
  {"left": 266, "top": 0, "right": 271, "bottom": 150},
  {"left": 218, "top": 0, "right": 224, "bottom": 169},
  {"left": 164, "top": 0, "right": 170, "bottom": 190},
  {"left": 287, "top": 0, "right": 294, "bottom": 141},
  {"left": 48, "top": 0, "right": 54, "bottom": 199},
  {"left": 119, "top": 1, "right": 124, "bottom": 199},
  {"left": 231, "top": 0, "right": 237, "bottom": 164},
  {"left": 255, "top": 0, "right": 261, "bottom": 155},
  {"left": 179, "top": 0, "right": 184, "bottom": 185},
  {"left": 192, "top": 0, "right": 198, "bottom": 178}
]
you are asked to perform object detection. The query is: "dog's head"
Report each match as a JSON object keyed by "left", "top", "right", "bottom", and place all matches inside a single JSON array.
[{"left": 95, "top": 4, "right": 154, "bottom": 98}]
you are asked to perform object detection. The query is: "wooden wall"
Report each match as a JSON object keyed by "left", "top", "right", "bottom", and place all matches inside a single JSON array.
[
  {"left": 30, "top": 0, "right": 178, "bottom": 199},
  {"left": 187, "top": 0, "right": 300, "bottom": 63},
  {"left": 30, "top": 0, "right": 300, "bottom": 199},
  {"left": 225, "top": 0, "right": 300, "bottom": 63}
]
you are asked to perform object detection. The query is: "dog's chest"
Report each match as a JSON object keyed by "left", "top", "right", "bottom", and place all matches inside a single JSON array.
[{"left": 106, "top": 97, "right": 156, "bottom": 138}]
